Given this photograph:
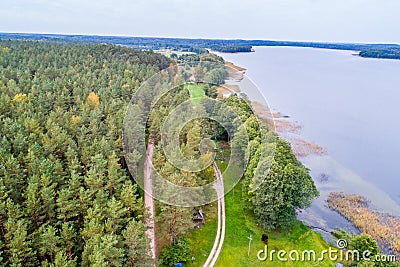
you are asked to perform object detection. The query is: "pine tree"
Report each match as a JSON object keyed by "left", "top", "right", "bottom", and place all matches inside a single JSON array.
[
  {"left": 106, "top": 153, "right": 125, "bottom": 197},
  {"left": 0, "top": 238, "right": 4, "bottom": 266},
  {"left": 23, "top": 175, "right": 42, "bottom": 227},
  {"left": 82, "top": 233, "right": 124, "bottom": 267},
  {"left": 0, "top": 40, "right": 174, "bottom": 264},
  {"left": 59, "top": 222, "right": 78, "bottom": 261},
  {"left": 57, "top": 188, "right": 80, "bottom": 222},
  {"left": 38, "top": 225, "right": 60, "bottom": 262},
  {"left": 0, "top": 180, "right": 8, "bottom": 241},
  {"left": 184, "top": 122, "right": 202, "bottom": 158},
  {"left": 65, "top": 147, "right": 83, "bottom": 175},
  {"left": 4, "top": 216, "right": 35, "bottom": 266},
  {"left": 49, "top": 251, "right": 76, "bottom": 267},
  {"left": 157, "top": 205, "right": 194, "bottom": 245},
  {"left": 84, "top": 154, "right": 107, "bottom": 198},
  {"left": 104, "top": 198, "right": 128, "bottom": 234},
  {"left": 39, "top": 174, "right": 57, "bottom": 223},
  {"left": 119, "top": 181, "right": 143, "bottom": 216},
  {"left": 122, "top": 219, "right": 151, "bottom": 267}
]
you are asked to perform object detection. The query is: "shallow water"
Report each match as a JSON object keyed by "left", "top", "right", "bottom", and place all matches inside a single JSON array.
[{"left": 215, "top": 46, "right": 400, "bottom": 230}]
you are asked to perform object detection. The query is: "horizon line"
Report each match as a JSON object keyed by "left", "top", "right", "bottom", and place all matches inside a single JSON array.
[{"left": 1, "top": 31, "right": 399, "bottom": 46}]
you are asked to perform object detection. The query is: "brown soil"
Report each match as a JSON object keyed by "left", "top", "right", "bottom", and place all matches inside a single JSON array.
[
  {"left": 217, "top": 84, "right": 240, "bottom": 94},
  {"left": 251, "top": 101, "right": 275, "bottom": 130},
  {"left": 225, "top": 61, "right": 247, "bottom": 72},
  {"left": 225, "top": 62, "right": 245, "bottom": 81},
  {"left": 272, "top": 112, "right": 283, "bottom": 118}
]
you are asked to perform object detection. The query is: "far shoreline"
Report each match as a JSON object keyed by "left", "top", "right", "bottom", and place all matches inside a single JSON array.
[{"left": 215, "top": 45, "right": 400, "bottom": 63}]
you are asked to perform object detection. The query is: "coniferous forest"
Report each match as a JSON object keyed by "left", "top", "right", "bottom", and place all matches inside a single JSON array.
[{"left": 0, "top": 40, "right": 170, "bottom": 266}]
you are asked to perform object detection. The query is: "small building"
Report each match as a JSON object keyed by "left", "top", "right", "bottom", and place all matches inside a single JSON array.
[{"left": 193, "top": 208, "right": 205, "bottom": 228}]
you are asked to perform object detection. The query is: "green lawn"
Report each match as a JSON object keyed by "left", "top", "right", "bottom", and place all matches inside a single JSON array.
[{"left": 186, "top": 83, "right": 206, "bottom": 105}]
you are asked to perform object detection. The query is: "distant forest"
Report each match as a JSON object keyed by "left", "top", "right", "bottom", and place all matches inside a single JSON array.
[{"left": 1, "top": 32, "right": 400, "bottom": 59}]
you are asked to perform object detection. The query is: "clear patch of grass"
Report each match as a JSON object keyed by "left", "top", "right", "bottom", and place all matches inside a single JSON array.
[{"left": 186, "top": 83, "right": 206, "bottom": 105}]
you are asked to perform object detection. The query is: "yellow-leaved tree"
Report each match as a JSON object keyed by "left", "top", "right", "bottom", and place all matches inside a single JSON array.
[
  {"left": 13, "top": 93, "right": 29, "bottom": 103},
  {"left": 86, "top": 92, "right": 100, "bottom": 108}
]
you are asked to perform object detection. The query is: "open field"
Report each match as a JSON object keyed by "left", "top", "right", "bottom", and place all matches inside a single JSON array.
[
  {"left": 186, "top": 83, "right": 206, "bottom": 105},
  {"left": 154, "top": 49, "right": 196, "bottom": 57}
]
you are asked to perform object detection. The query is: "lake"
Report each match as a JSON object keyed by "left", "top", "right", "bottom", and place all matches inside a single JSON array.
[{"left": 215, "top": 46, "right": 400, "bottom": 231}]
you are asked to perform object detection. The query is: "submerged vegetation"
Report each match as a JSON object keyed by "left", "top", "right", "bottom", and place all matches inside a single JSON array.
[{"left": 328, "top": 192, "right": 400, "bottom": 257}]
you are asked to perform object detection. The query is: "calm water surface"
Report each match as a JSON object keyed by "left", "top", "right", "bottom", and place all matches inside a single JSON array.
[{"left": 216, "top": 47, "right": 400, "bottom": 230}]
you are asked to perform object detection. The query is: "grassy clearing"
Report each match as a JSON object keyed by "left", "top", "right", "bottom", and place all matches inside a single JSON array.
[
  {"left": 154, "top": 49, "right": 195, "bottom": 57},
  {"left": 186, "top": 83, "right": 206, "bottom": 105}
]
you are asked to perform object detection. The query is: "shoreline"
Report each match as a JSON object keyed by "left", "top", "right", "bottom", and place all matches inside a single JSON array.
[
  {"left": 221, "top": 61, "right": 326, "bottom": 158},
  {"left": 218, "top": 53, "right": 400, "bottom": 252},
  {"left": 216, "top": 45, "right": 400, "bottom": 61}
]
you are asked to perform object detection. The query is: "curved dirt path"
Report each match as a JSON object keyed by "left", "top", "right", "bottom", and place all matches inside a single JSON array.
[
  {"left": 144, "top": 142, "right": 156, "bottom": 266},
  {"left": 203, "top": 162, "right": 226, "bottom": 267}
]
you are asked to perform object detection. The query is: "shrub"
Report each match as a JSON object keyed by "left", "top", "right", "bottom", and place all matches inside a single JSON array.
[{"left": 160, "top": 238, "right": 192, "bottom": 266}]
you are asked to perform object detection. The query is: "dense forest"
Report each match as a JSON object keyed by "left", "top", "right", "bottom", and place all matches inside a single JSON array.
[
  {"left": 359, "top": 48, "right": 400, "bottom": 59},
  {"left": 2, "top": 33, "right": 400, "bottom": 59},
  {"left": 0, "top": 40, "right": 170, "bottom": 266}
]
